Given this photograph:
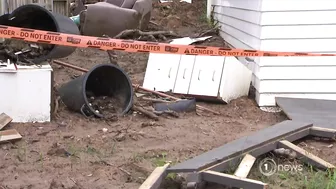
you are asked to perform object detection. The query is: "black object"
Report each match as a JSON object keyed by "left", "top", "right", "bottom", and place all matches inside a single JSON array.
[
  {"left": 0, "top": 4, "right": 80, "bottom": 63},
  {"left": 154, "top": 99, "right": 196, "bottom": 112},
  {"left": 58, "top": 63, "right": 134, "bottom": 118}
]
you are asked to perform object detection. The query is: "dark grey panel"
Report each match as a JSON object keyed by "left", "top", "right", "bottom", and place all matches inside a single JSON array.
[
  {"left": 168, "top": 120, "right": 312, "bottom": 172},
  {"left": 276, "top": 97, "right": 336, "bottom": 129}
]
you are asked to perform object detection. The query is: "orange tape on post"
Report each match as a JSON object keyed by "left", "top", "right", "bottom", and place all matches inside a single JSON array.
[{"left": 0, "top": 25, "right": 335, "bottom": 57}]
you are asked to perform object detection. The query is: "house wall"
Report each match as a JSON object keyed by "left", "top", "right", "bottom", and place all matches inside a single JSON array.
[{"left": 212, "top": 0, "right": 336, "bottom": 106}]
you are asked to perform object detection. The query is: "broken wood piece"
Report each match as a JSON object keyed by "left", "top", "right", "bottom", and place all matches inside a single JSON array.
[
  {"left": 142, "top": 97, "right": 171, "bottom": 103},
  {"left": 0, "top": 113, "right": 12, "bottom": 130},
  {"left": 139, "top": 163, "right": 170, "bottom": 189},
  {"left": 154, "top": 110, "right": 179, "bottom": 118},
  {"left": 0, "top": 129, "right": 22, "bottom": 143},
  {"left": 202, "top": 170, "right": 267, "bottom": 189},
  {"left": 197, "top": 25, "right": 220, "bottom": 37},
  {"left": 278, "top": 140, "right": 335, "bottom": 170},
  {"left": 114, "top": 29, "right": 180, "bottom": 40},
  {"left": 234, "top": 154, "right": 256, "bottom": 178},
  {"left": 52, "top": 60, "right": 220, "bottom": 115},
  {"left": 310, "top": 126, "right": 336, "bottom": 139},
  {"left": 132, "top": 105, "right": 159, "bottom": 121}
]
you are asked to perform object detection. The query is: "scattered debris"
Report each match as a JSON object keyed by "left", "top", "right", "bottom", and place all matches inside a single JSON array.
[
  {"left": 154, "top": 110, "right": 179, "bottom": 118},
  {"left": 87, "top": 95, "right": 123, "bottom": 119},
  {"left": 0, "top": 39, "right": 52, "bottom": 66},
  {"left": 159, "top": 0, "right": 192, "bottom": 4},
  {"left": 114, "top": 29, "right": 180, "bottom": 42},
  {"left": 153, "top": 99, "right": 196, "bottom": 113},
  {"left": 132, "top": 105, "right": 160, "bottom": 121},
  {"left": 0, "top": 129, "right": 22, "bottom": 143},
  {"left": 47, "top": 142, "right": 72, "bottom": 157},
  {"left": 53, "top": 55, "right": 220, "bottom": 117},
  {"left": 0, "top": 113, "right": 22, "bottom": 144},
  {"left": 142, "top": 97, "right": 171, "bottom": 103},
  {"left": 141, "top": 122, "right": 164, "bottom": 128},
  {"left": 274, "top": 148, "right": 297, "bottom": 159},
  {"left": 0, "top": 113, "right": 12, "bottom": 130}
]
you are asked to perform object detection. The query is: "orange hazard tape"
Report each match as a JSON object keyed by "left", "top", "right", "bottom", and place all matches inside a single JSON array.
[{"left": 0, "top": 25, "right": 334, "bottom": 57}]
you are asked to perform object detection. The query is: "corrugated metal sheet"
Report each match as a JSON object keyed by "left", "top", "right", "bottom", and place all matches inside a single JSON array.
[
  {"left": 53, "top": 0, "right": 69, "bottom": 16},
  {"left": 0, "top": 0, "right": 69, "bottom": 16}
]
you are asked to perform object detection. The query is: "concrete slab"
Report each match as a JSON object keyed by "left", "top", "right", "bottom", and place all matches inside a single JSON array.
[
  {"left": 276, "top": 97, "right": 336, "bottom": 129},
  {"left": 168, "top": 120, "right": 312, "bottom": 172}
]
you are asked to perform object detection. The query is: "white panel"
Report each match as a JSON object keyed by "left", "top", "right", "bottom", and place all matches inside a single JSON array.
[
  {"left": 218, "top": 31, "right": 257, "bottom": 72},
  {"left": 215, "top": 14, "right": 261, "bottom": 39},
  {"left": 261, "top": 11, "right": 336, "bottom": 25},
  {"left": 256, "top": 92, "right": 336, "bottom": 107},
  {"left": 214, "top": 6, "right": 261, "bottom": 25},
  {"left": 173, "top": 55, "right": 196, "bottom": 94},
  {"left": 261, "top": 0, "right": 336, "bottom": 11},
  {"left": 0, "top": 65, "right": 52, "bottom": 123},
  {"left": 260, "top": 39, "right": 336, "bottom": 52},
  {"left": 255, "top": 65, "right": 336, "bottom": 80},
  {"left": 218, "top": 22, "right": 260, "bottom": 49},
  {"left": 256, "top": 80, "right": 336, "bottom": 93},
  {"left": 219, "top": 57, "right": 252, "bottom": 103},
  {"left": 142, "top": 53, "right": 180, "bottom": 92},
  {"left": 257, "top": 54, "right": 336, "bottom": 66},
  {"left": 189, "top": 56, "right": 225, "bottom": 96},
  {"left": 219, "top": 31, "right": 254, "bottom": 50},
  {"left": 212, "top": 0, "right": 262, "bottom": 11},
  {"left": 261, "top": 25, "right": 336, "bottom": 39}
]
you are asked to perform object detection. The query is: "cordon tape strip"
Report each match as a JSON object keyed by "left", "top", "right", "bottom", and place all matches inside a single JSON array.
[{"left": 0, "top": 25, "right": 334, "bottom": 57}]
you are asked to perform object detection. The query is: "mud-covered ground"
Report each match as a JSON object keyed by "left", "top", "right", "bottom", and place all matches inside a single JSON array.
[{"left": 2, "top": 0, "right": 334, "bottom": 189}]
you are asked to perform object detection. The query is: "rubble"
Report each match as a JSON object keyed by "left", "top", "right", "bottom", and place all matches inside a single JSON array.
[{"left": 0, "top": 39, "right": 52, "bottom": 66}]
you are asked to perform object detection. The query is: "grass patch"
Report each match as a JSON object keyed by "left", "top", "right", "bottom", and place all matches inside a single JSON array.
[{"left": 249, "top": 156, "right": 336, "bottom": 189}]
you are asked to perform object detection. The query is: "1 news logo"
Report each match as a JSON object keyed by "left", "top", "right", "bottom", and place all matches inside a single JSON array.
[{"left": 259, "top": 158, "right": 303, "bottom": 176}]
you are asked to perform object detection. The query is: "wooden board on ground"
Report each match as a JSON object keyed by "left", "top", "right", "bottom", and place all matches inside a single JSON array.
[
  {"left": 139, "top": 163, "right": 170, "bottom": 189},
  {"left": 168, "top": 120, "right": 312, "bottom": 172},
  {"left": 0, "top": 113, "right": 12, "bottom": 130},
  {"left": 276, "top": 97, "right": 336, "bottom": 129},
  {"left": 234, "top": 154, "right": 256, "bottom": 178},
  {"left": 310, "top": 127, "right": 336, "bottom": 138},
  {"left": 0, "top": 129, "right": 22, "bottom": 143},
  {"left": 278, "top": 140, "right": 335, "bottom": 170},
  {"left": 202, "top": 170, "right": 268, "bottom": 189}
]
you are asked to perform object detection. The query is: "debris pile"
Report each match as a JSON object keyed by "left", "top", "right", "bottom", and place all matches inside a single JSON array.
[
  {"left": 0, "top": 39, "right": 52, "bottom": 66},
  {"left": 87, "top": 94, "right": 124, "bottom": 118},
  {"left": 0, "top": 113, "right": 22, "bottom": 144}
]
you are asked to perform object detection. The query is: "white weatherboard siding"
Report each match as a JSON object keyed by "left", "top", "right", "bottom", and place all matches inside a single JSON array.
[{"left": 212, "top": 0, "right": 336, "bottom": 106}]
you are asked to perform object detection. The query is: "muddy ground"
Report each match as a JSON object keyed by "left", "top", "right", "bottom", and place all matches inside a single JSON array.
[{"left": 1, "top": 0, "right": 335, "bottom": 189}]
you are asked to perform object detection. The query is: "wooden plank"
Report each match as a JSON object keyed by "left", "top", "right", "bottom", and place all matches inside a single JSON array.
[
  {"left": 0, "top": 129, "right": 22, "bottom": 143},
  {"left": 139, "top": 163, "right": 170, "bottom": 189},
  {"left": 234, "top": 154, "right": 256, "bottom": 178},
  {"left": 202, "top": 128, "right": 310, "bottom": 173},
  {"left": 278, "top": 140, "right": 335, "bottom": 170},
  {"left": 0, "top": 113, "right": 12, "bottom": 131},
  {"left": 202, "top": 170, "right": 268, "bottom": 189},
  {"left": 310, "top": 126, "right": 336, "bottom": 138},
  {"left": 168, "top": 120, "right": 312, "bottom": 172}
]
